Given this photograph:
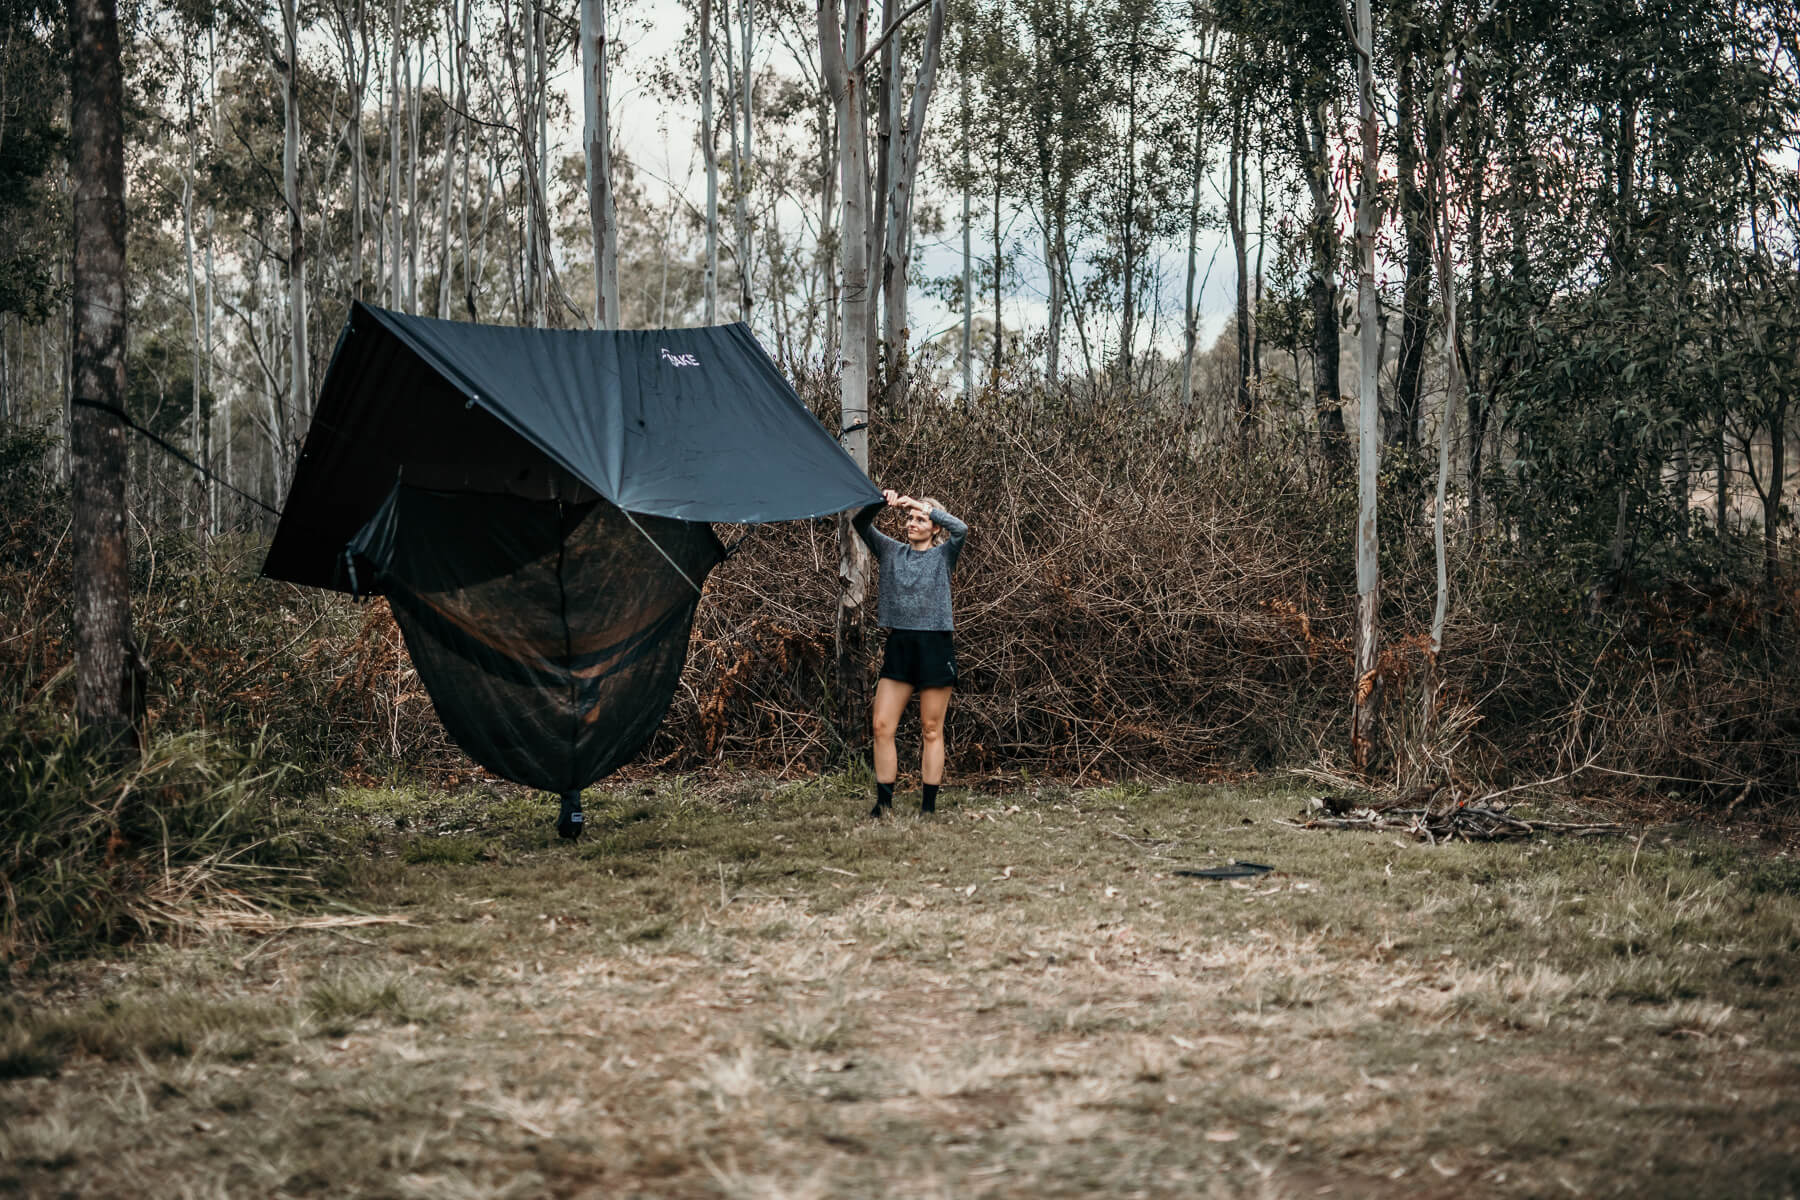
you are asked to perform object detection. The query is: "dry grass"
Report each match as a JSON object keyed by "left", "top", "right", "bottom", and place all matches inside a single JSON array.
[{"left": 3, "top": 775, "right": 1798, "bottom": 1198}]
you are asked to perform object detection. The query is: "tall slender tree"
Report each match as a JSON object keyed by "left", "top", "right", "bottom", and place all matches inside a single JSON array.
[
  {"left": 581, "top": 0, "right": 620, "bottom": 327},
  {"left": 1349, "top": 0, "right": 1381, "bottom": 768},
  {"left": 68, "top": 0, "right": 137, "bottom": 752},
  {"left": 876, "top": 0, "right": 946, "bottom": 410},
  {"left": 821, "top": 0, "right": 874, "bottom": 744}
]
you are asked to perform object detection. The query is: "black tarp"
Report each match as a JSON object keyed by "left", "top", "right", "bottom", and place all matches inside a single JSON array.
[{"left": 263, "top": 302, "right": 879, "bottom": 793}]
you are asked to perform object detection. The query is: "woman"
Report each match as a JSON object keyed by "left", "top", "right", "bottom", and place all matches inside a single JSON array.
[{"left": 853, "top": 488, "right": 968, "bottom": 816}]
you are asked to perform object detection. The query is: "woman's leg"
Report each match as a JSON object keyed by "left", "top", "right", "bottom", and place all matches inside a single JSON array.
[
  {"left": 871, "top": 677, "right": 914, "bottom": 784},
  {"left": 917, "top": 686, "right": 952, "bottom": 785}
]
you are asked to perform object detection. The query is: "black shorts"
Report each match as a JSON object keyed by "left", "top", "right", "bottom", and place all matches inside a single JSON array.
[{"left": 879, "top": 628, "right": 958, "bottom": 689}]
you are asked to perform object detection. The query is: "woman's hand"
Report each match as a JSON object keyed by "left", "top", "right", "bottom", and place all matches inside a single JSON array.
[{"left": 883, "top": 488, "right": 903, "bottom": 507}]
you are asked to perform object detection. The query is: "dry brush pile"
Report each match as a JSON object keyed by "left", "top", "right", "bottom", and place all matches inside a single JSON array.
[
  {"left": 665, "top": 394, "right": 1348, "bottom": 780},
  {"left": 3, "top": 399, "right": 1796, "bottom": 809}
]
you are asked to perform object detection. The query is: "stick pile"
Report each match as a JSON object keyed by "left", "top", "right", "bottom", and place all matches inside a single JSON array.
[{"left": 1282, "top": 794, "right": 1624, "bottom": 843}]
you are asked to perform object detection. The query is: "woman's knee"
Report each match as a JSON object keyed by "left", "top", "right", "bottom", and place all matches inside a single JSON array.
[
  {"left": 872, "top": 711, "right": 900, "bottom": 740},
  {"left": 919, "top": 719, "right": 944, "bottom": 744}
]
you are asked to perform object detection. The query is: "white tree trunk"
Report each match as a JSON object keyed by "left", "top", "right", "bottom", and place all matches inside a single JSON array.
[
  {"left": 1350, "top": 0, "right": 1382, "bottom": 769},
  {"left": 1425, "top": 51, "right": 1465, "bottom": 732},
  {"left": 823, "top": 0, "right": 870, "bottom": 472},
  {"left": 281, "top": 0, "right": 309, "bottom": 428},
  {"left": 721, "top": 0, "right": 753, "bottom": 323},
  {"left": 457, "top": 0, "right": 473, "bottom": 317},
  {"left": 1179, "top": 27, "right": 1217, "bottom": 415},
  {"left": 349, "top": 4, "right": 365, "bottom": 300},
  {"left": 537, "top": 1, "right": 552, "bottom": 322},
  {"left": 435, "top": 0, "right": 460, "bottom": 319},
  {"left": 738, "top": 0, "right": 754, "bottom": 321},
  {"left": 960, "top": 54, "right": 971, "bottom": 399},
  {"left": 1179, "top": 114, "right": 1204, "bottom": 415},
  {"left": 389, "top": 0, "right": 404, "bottom": 309},
  {"left": 406, "top": 42, "right": 420, "bottom": 312},
  {"left": 701, "top": 0, "right": 718, "bottom": 322},
  {"left": 520, "top": 0, "right": 538, "bottom": 325},
  {"left": 182, "top": 47, "right": 205, "bottom": 532},
  {"left": 581, "top": 0, "right": 619, "bottom": 327},
  {"left": 822, "top": 0, "right": 873, "bottom": 733}
]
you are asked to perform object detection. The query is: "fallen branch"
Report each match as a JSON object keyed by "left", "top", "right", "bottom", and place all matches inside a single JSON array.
[{"left": 1280, "top": 801, "right": 1623, "bottom": 843}]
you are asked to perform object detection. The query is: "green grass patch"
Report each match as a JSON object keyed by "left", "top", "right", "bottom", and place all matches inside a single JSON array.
[{"left": 0, "top": 724, "right": 323, "bottom": 966}]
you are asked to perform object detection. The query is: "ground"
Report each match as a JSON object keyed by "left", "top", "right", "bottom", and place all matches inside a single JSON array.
[{"left": 3, "top": 776, "right": 1798, "bottom": 1198}]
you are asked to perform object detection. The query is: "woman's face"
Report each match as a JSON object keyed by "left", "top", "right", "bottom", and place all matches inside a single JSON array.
[{"left": 904, "top": 507, "right": 934, "bottom": 545}]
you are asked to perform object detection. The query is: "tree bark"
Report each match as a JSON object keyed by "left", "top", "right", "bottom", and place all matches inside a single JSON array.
[
  {"left": 390, "top": 0, "right": 404, "bottom": 309},
  {"left": 822, "top": 0, "right": 873, "bottom": 754},
  {"left": 280, "top": 0, "right": 309, "bottom": 426},
  {"left": 722, "top": 0, "right": 753, "bottom": 323},
  {"left": 702, "top": 0, "right": 719, "bottom": 322},
  {"left": 739, "top": 0, "right": 754, "bottom": 321},
  {"left": 581, "top": 0, "right": 619, "bottom": 327},
  {"left": 1179, "top": 86, "right": 1206, "bottom": 417},
  {"left": 347, "top": 0, "right": 366, "bottom": 300},
  {"left": 959, "top": 45, "right": 972, "bottom": 398},
  {"left": 1350, "top": 0, "right": 1382, "bottom": 770},
  {"left": 69, "top": 0, "right": 137, "bottom": 753},
  {"left": 182, "top": 43, "right": 207, "bottom": 536},
  {"left": 1424, "top": 53, "right": 1462, "bottom": 743},
  {"left": 1116, "top": 28, "right": 1142, "bottom": 385}
]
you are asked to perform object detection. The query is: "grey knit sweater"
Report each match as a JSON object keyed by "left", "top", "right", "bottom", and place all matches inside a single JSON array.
[{"left": 852, "top": 503, "right": 967, "bottom": 631}]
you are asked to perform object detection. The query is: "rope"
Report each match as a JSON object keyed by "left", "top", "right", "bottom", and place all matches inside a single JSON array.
[
  {"left": 621, "top": 507, "right": 705, "bottom": 596},
  {"left": 70, "top": 396, "right": 282, "bottom": 517}
]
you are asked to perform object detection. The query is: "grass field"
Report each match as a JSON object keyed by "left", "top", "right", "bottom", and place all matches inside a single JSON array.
[{"left": 3, "top": 775, "right": 1798, "bottom": 1198}]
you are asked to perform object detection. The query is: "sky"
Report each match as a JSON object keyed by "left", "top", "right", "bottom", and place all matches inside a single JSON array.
[{"left": 555, "top": 2, "right": 1244, "bottom": 360}]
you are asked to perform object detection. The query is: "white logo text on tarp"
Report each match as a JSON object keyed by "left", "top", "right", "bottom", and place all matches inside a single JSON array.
[{"left": 660, "top": 348, "right": 700, "bottom": 367}]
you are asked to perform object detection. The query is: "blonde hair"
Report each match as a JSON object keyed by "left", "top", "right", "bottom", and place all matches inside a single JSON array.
[{"left": 916, "top": 496, "right": 950, "bottom": 547}]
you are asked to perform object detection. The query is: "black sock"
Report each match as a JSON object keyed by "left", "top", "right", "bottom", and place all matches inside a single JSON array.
[
  {"left": 870, "top": 781, "right": 894, "bottom": 817},
  {"left": 921, "top": 783, "right": 939, "bottom": 813}
]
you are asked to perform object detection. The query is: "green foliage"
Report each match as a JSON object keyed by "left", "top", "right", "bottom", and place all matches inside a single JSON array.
[
  {"left": 399, "top": 836, "right": 489, "bottom": 866},
  {"left": 0, "top": 719, "right": 318, "bottom": 966},
  {"left": 0, "top": 1, "right": 66, "bottom": 322}
]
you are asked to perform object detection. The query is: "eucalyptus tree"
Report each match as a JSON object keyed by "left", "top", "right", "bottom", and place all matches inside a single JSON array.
[
  {"left": 1386, "top": 0, "right": 1434, "bottom": 453},
  {"left": 69, "top": 0, "right": 137, "bottom": 751},
  {"left": 580, "top": 0, "right": 619, "bottom": 326},
  {"left": 1349, "top": 0, "right": 1381, "bottom": 766},
  {"left": 820, "top": 0, "right": 877, "bottom": 730},
  {"left": 0, "top": 0, "right": 65, "bottom": 430},
  {"left": 278, "top": 0, "right": 307, "bottom": 420},
  {"left": 1177, "top": 6, "right": 1220, "bottom": 415},
  {"left": 1216, "top": 0, "right": 1349, "bottom": 469},
  {"left": 875, "top": 0, "right": 946, "bottom": 410},
  {"left": 1422, "top": 32, "right": 1465, "bottom": 732},
  {"left": 958, "top": 0, "right": 1025, "bottom": 387},
  {"left": 702, "top": 0, "right": 719, "bottom": 321},
  {"left": 1482, "top": 0, "right": 1800, "bottom": 592},
  {"left": 1012, "top": 0, "right": 1109, "bottom": 389},
  {"left": 719, "top": 0, "right": 755, "bottom": 322},
  {"left": 1075, "top": 0, "right": 1185, "bottom": 389}
]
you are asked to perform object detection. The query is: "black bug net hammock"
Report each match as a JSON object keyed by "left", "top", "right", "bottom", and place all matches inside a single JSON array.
[{"left": 264, "top": 302, "right": 879, "bottom": 836}]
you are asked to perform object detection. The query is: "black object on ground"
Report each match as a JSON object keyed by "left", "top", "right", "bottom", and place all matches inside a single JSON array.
[
  {"left": 1174, "top": 862, "right": 1275, "bottom": 880},
  {"left": 557, "top": 791, "right": 585, "bottom": 841}
]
